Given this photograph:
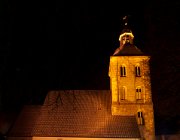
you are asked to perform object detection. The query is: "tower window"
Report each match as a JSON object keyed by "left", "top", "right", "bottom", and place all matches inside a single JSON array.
[
  {"left": 136, "top": 87, "right": 142, "bottom": 100},
  {"left": 137, "top": 111, "right": 144, "bottom": 125},
  {"left": 138, "top": 112, "right": 142, "bottom": 118},
  {"left": 120, "top": 86, "right": 126, "bottom": 100},
  {"left": 135, "top": 66, "right": 141, "bottom": 77},
  {"left": 120, "top": 65, "right": 126, "bottom": 77}
]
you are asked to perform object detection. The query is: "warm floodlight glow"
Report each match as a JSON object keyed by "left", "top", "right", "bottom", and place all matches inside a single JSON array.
[{"left": 119, "top": 32, "right": 134, "bottom": 41}]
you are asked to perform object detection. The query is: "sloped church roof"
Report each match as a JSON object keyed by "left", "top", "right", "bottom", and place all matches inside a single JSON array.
[{"left": 8, "top": 90, "right": 141, "bottom": 138}]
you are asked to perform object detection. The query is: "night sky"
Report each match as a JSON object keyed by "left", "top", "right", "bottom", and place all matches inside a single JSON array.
[{"left": 0, "top": 0, "right": 180, "bottom": 136}]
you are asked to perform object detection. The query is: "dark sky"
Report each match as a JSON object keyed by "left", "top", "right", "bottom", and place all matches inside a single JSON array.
[{"left": 0, "top": 0, "right": 180, "bottom": 135}]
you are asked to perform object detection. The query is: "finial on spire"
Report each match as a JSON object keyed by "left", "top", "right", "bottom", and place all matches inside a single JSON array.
[
  {"left": 122, "top": 15, "right": 131, "bottom": 26},
  {"left": 123, "top": 16, "right": 128, "bottom": 25}
]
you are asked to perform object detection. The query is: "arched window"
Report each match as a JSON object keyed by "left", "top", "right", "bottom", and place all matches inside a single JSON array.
[
  {"left": 120, "top": 65, "right": 126, "bottom": 77},
  {"left": 136, "top": 86, "right": 142, "bottom": 100},
  {"left": 135, "top": 65, "right": 141, "bottom": 77}
]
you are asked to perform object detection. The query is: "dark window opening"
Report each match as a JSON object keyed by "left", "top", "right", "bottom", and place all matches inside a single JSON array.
[
  {"left": 137, "top": 112, "right": 144, "bottom": 125},
  {"left": 136, "top": 88, "right": 141, "bottom": 92},
  {"left": 120, "top": 66, "right": 126, "bottom": 77},
  {"left": 135, "top": 66, "right": 141, "bottom": 77},
  {"left": 138, "top": 112, "right": 142, "bottom": 117},
  {"left": 136, "top": 87, "right": 142, "bottom": 100}
]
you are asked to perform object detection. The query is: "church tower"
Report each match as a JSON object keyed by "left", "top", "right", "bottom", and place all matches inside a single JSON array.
[{"left": 109, "top": 16, "right": 155, "bottom": 140}]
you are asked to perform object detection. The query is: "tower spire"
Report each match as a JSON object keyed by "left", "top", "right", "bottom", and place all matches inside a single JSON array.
[{"left": 113, "top": 16, "right": 143, "bottom": 56}]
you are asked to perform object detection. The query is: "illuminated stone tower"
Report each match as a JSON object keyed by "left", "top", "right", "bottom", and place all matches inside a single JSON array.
[{"left": 109, "top": 16, "right": 155, "bottom": 140}]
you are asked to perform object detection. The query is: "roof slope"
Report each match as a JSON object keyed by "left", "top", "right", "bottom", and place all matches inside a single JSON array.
[
  {"left": 8, "top": 90, "right": 141, "bottom": 138},
  {"left": 8, "top": 105, "right": 41, "bottom": 136},
  {"left": 114, "top": 43, "right": 144, "bottom": 56}
]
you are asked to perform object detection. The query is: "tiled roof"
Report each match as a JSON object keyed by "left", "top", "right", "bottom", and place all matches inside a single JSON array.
[
  {"left": 114, "top": 43, "right": 144, "bottom": 56},
  {"left": 8, "top": 105, "right": 41, "bottom": 136},
  {"left": 8, "top": 90, "right": 141, "bottom": 138}
]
